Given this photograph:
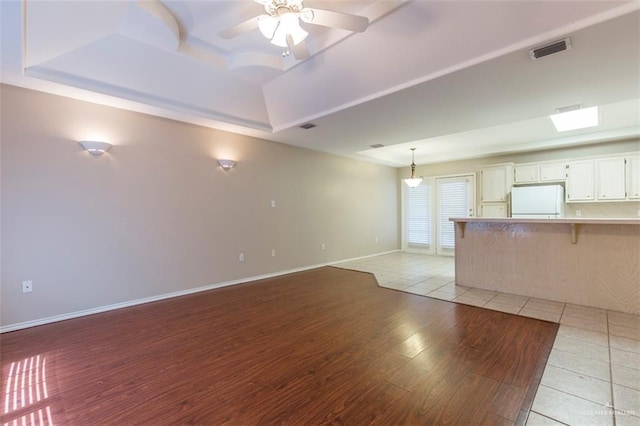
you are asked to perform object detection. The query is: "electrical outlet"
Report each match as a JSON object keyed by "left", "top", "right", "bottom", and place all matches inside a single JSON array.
[
  {"left": 575, "top": 210, "right": 582, "bottom": 217},
  {"left": 22, "top": 280, "right": 33, "bottom": 293},
  {"left": 321, "top": 243, "right": 325, "bottom": 250},
  {"left": 637, "top": 209, "right": 640, "bottom": 217},
  {"left": 271, "top": 249, "right": 276, "bottom": 257},
  {"left": 239, "top": 253, "right": 244, "bottom": 262},
  {"left": 271, "top": 200, "right": 276, "bottom": 208},
  {"left": 375, "top": 236, "right": 379, "bottom": 243}
]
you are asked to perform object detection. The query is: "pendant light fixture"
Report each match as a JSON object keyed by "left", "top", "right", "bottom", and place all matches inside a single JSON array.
[{"left": 403, "top": 148, "right": 423, "bottom": 187}]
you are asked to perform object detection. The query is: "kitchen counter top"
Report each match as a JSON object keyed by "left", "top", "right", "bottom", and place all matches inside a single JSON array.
[
  {"left": 450, "top": 217, "right": 640, "bottom": 225},
  {"left": 450, "top": 218, "right": 640, "bottom": 243}
]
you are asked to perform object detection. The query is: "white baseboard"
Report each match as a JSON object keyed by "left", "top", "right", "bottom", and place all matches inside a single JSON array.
[
  {"left": 1, "top": 250, "right": 399, "bottom": 333},
  {"left": 328, "top": 249, "right": 399, "bottom": 266}
]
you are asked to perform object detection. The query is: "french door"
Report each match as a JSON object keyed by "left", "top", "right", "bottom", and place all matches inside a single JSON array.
[
  {"left": 403, "top": 174, "right": 474, "bottom": 256},
  {"left": 435, "top": 175, "right": 474, "bottom": 255}
]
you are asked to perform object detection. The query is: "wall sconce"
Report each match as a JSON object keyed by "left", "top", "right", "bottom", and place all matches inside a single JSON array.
[
  {"left": 217, "top": 159, "right": 236, "bottom": 171},
  {"left": 79, "top": 141, "right": 112, "bottom": 156}
]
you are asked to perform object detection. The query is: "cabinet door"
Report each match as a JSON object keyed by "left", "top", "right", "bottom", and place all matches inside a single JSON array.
[
  {"left": 481, "top": 166, "right": 510, "bottom": 202},
  {"left": 596, "top": 157, "right": 626, "bottom": 200},
  {"left": 540, "top": 163, "right": 567, "bottom": 182},
  {"left": 482, "top": 203, "right": 507, "bottom": 218},
  {"left": 566, "top": 161, "right": 595, "bottom": 202},
  {"left": 628, "top": 155, "right": 640, "bottom": 199},
  {"left": 514, "top": 165, "right": 539, "bottom": 184}
]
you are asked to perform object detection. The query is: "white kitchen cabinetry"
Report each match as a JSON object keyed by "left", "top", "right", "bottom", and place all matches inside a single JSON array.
[
  {"left": 480, "top": 165, "right": 511, "bottom": 217},
  {"left": 488, "top": 152, "right": 639, "bottom": 205},
  {"left": 628, "top": 155, "right": 640, "bottom": 199},
  {"left": 482, "top": 204, "right": 508, "bottom": 218},
  {"left": 513, "top": 162, "right": 566, "bottom": 185},
  {"left": 513, "top": 165, "right": 539, "bottom": 184},
  {"left": 481, "top": 166, "right": 511, "bottom": 202},
  {"left": 566, "top": 161, "right": 595, "bottom": 202},
  {"left": 540, "top": 163, "right": 567, "bottom": 182},
  {"left": 596, "top": 157, "right": 627, "bottom": 201}
]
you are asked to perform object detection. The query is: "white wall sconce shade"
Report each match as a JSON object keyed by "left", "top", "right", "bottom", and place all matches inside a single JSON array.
[
  {"left": 218, "top": 159, "right": 237, "bottom": 171},
  {"left": 79, "top": 141, "right": 112, "bottom": 156},
  {"left": 550, "top": 105, "right": 599, "bottom": 132}
]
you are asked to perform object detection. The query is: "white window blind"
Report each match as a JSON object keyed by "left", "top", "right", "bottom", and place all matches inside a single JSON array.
[
  {"left": 438, "top": 179, "right": 470, "bottom": 250},
  {"left": 406, "top": 183, "right": 431, "bottom": 248}
]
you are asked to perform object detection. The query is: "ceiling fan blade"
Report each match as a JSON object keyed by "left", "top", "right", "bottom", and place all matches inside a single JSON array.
[
  {"left": 286, "top": 35, "right": 310, "bottom": 60},
  {"left": 301, "top": 8, "right": 369, "bottom": 32},
  {"left": 218, "top": 16, "right": 262, "bottom": 39}
]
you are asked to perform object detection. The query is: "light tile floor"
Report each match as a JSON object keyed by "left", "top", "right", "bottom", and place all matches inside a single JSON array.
[{"left": 334, "top": 252, "right": 640, "bottom": 426}]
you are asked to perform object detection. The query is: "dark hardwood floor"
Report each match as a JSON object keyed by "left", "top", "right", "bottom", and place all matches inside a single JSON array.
[{"left": 1, "top": 267, "right": 558, "bottom": 425}]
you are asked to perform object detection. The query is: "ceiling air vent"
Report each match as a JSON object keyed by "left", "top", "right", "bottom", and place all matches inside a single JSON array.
[
  {"left": 529, "top": 38, "right": 571, "bottom": 60},
  {"left": 300, "top": 123, "right": 316, "bottom": 129},
  {"left": 369, "top": 144, "right": 385, "bottom": 148}
]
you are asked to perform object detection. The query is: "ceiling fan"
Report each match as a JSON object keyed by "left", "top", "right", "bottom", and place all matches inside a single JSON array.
[{"left": 219, "top": 0, "right": 369, "bottom": 60}]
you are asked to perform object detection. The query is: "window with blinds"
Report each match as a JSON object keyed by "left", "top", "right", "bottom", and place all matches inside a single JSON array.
[
  {"left": 437, "top": 178, "right": 470, "bottom": 250},
  {"left": 405, "top": 182, "right": 431, "bottom": 249}
]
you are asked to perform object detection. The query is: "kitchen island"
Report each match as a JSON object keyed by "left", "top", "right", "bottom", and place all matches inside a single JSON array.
[{"left": 450, "top": 218, "right": 640, "bottom": 314}]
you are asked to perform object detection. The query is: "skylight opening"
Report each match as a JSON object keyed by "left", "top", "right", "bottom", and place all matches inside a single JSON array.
[{"left": 550, "top": 106, "right": 599, "bottom": 132}]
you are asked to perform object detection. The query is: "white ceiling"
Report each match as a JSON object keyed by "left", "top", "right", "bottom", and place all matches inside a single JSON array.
[{"left": 1, "top": 0, "right": 639, "bottom": 166}]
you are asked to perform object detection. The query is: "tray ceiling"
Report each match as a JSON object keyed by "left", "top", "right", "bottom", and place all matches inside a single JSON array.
[{"left": 1, "top": 0, "right": 638, "bottom": 166}]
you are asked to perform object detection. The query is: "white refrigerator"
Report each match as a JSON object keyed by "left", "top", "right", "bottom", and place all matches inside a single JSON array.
[{"left": 511, "top": 185, "right": 565, "bottom": 219}]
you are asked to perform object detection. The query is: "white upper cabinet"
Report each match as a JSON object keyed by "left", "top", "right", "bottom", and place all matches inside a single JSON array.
[
  {"left": 566, "top": 154, "right": 638, "bottom": 202},
  {"left": 513, "top": 165, "right": 539, "bottom": 184},
  {"left": 596, "top": 157, "right": 627, "bottom": 201},
  {"left": 628, "top": 155, "right": 640, "bottom": 199},
  {"left": 481, "top": 166, "right": 511, "bottom": 202},
  {"left": 513, "top": 162, "right": 566, "bottom": 185},
  {"left": 567, "top": 160, "right": 595, "bottom": 202},
  {"left": 540, "top": 163, "right": 567, "bottom": 182}
]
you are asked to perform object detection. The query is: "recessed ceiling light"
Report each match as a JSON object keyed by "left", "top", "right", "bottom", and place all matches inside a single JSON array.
[{"left": 550, "top": 105, "right": 599, "bottom": 132}]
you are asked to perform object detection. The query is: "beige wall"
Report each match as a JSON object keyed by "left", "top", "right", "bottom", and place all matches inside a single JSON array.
[
  {"left": 0, "top": 85, "right": 400, "bottom": 329},
  {"left": 400, "top": 139, "right": 640, "bottom": 218}
]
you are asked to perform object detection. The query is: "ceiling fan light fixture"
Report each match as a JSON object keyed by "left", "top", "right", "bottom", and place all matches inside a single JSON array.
[
  {"left": 270, "top": 12, "right": 308, "bottom": 47},
  {"left": 220, "top": 0, "right": 368, "bottom": 59},
  {"left": 258, "top": 15, "right": 278, "bottom": 39}
]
